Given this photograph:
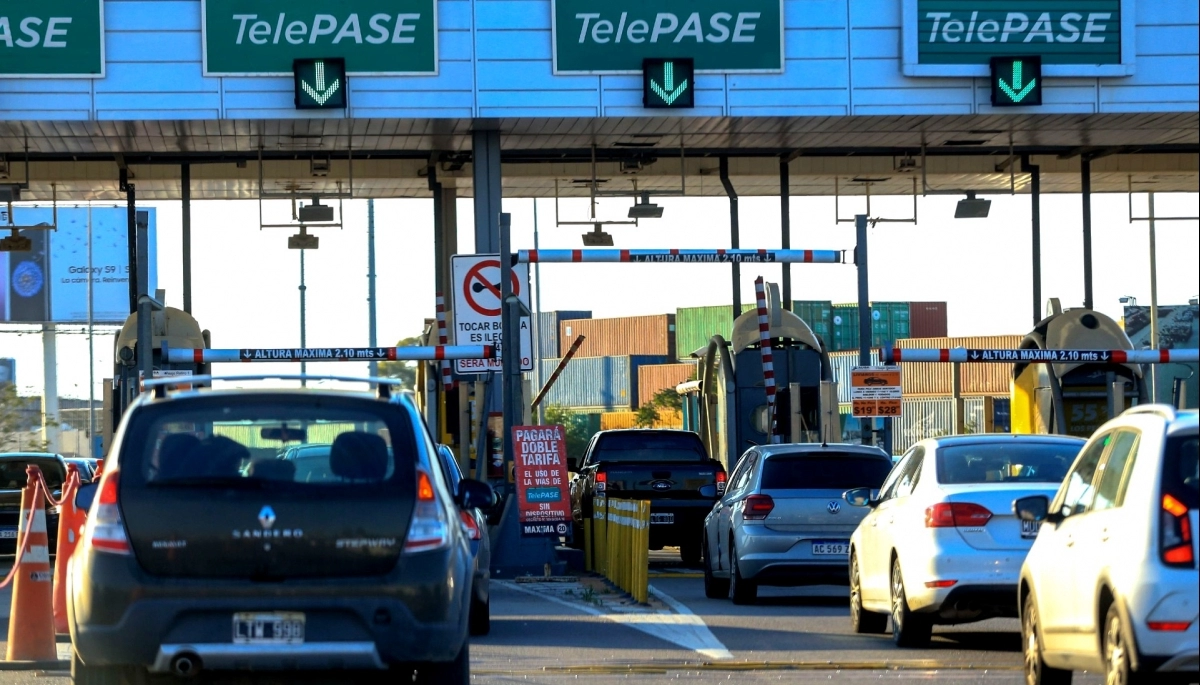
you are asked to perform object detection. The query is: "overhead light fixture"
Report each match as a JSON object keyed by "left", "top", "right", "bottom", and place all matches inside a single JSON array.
[
  {"left": 895, "top": 156, "right": 919, "bottom": 173},
  {"left": 288, "top": 227, "right": 319, "bottom": 250},
  {"left": 310, "top": 157, "right": 331, "bottom": 177},
  {"left": 582, "top": 224, "right": 614, "bottom": 247},
  {"left": 298, "top": 200, "right": 334, "bottom": 223},
  {"left": 0, "top": 156, "right": 9, "bottom": 180},
  {"left": 627, "top": 192, "right": 664, "bottom": 219},
  {"left": 1118, "top": 296, "right": 1138, "bottom": 306},
  {"left": 954, "top": 192, "right": 991, "bottom": 219},
  {"left": 0, "top": 184, "right": 21, "bottom": 203}
]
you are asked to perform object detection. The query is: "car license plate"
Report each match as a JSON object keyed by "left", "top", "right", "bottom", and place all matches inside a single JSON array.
[
  {"left": 232, "top": 612, "right": 305, "bottom": 644},
  {"left": 650, "top": 513, "right": 674, "bottom": 525},
  {"left": 811, "top": 541, "right": 850, "bottom": 555},
  {"left": 0, "top": 528, "right": 17, "bottom": 539},
  {"left": 1021, "top": 519, "right": 1042, "bottom": 539}
]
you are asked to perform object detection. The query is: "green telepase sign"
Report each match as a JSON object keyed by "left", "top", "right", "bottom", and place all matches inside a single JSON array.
[
  {"left": 0, "top": 0, "right": 103, "bottom": 77},
  {"left": 553, "top": 0, "right": 782, "bottom": 74},
  {"left": 202, "top": 0, "right": 437, "bottom": 75}
]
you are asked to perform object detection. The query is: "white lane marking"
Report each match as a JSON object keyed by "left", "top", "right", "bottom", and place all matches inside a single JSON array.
[{"left": 498, "top": 581, "right": 733, "bottom": 661}]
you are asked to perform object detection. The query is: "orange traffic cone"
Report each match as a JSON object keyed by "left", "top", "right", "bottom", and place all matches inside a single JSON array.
[
  {"left": 53, "top": 465, "right": 83, "bottom": 634},
  {"left": 5, "top": 465, "right": 57, "bottom": 662}
]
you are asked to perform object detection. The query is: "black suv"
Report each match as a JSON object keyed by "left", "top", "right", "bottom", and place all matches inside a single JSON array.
[{"left": 67, "top": 381, "right": 491, "bottom": 684}]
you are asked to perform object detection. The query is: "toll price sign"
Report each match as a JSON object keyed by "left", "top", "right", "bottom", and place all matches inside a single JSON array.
[
  {"left": 851, "top": 367, "right": 902, "bottom": 418},
  {"left": 990, "top": 56, "right": 1041, "bottom": 106},
  {"left": 512, "top": 425, "right": 572, "bottom": 538},
  {"left": 643, "top": 58, "right": 694, "bottom": 109}
]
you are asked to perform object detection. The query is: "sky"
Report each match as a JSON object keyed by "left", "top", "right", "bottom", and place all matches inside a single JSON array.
[{"left": 1, "top": 190, "right": 1197, "bottom": 405}]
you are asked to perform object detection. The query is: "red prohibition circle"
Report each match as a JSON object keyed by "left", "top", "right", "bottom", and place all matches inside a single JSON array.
[{"left": 462, "top": 260, "right": 520, "bottom": 317}]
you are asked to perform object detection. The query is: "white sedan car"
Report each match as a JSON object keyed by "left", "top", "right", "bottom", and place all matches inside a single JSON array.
[{"left": 845, "top": 434, "right": 1085, "bottom": 647}]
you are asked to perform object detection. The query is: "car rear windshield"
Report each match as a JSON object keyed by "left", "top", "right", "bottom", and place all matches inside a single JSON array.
[
  {"left": 0, "top": 457, "right": 65, "bottom": 490},
  {"left": 593, "top": 432, "right": 707, "bottom": 463},
  {"left": 1164, "top": 434, "right": 1199, "bottom": 510},
  {"left": 936, "top": 441, "right": 1080, "bottom": 485},
  {"left": 123, "top": 397, "right": 416, "bottom": 489},
  {"left": 761, "top": 454, "right": 892, "bottom": 490}
]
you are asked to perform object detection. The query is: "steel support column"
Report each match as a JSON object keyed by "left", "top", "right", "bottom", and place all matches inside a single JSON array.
[
  {"left": 473, "top": 129, "right": 502, "bottom": 253},
  {"left": 181, "top": 163, "right": 192, "bottom": 314},
  {"left": 720, "top": 157, "right": 741, "bottom": 323},
  {"left": 1081, "top": 156, "right": 1094, "bottom": 310},
  {"left": 780, "top": 159, "right": 792, "bottom": 307},
  {"left": 120, "top": 169, "right": 138, "bottom": 313},
  {"left": 1022, "top": 155, "right": 1041, "bottom": 326},
  {"left": 854, "top": 214, "right": 874, "bottom": 447}
]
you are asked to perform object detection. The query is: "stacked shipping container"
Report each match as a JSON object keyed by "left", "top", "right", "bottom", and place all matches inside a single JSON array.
[
  {"left": 674, "top": 301, "right": 835, "bottom": 361},
  {"left": 637, "top": 362, "right": 698, "bottom": 407},
  {"left": 830, "top": 302, "right": 948, "bottom": 351},
  {"left": 535, "top": 355, "right": 668, "bottom": 411},
  {"left": 536, "top": 310, "right": 591, "bottom": 361},
  {"left": 559, "top": 314, "right": 675, "bottom": 359}
]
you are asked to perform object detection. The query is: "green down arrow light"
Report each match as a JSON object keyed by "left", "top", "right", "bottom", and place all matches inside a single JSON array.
[
  {"left": 990, "top": 56, "right": 1042, "bottom": 107},
  {"left": 643, "top": 58, "right": 695, "bottom": 109},
  {"left": 294, "top": 58, "right": 347, "bottom": 110}
]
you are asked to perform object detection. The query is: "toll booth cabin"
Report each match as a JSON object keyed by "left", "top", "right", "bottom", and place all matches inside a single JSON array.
[
  {"left": 1012, "top": 307, "right": 1148, "bottom": 438},
  {"left": 681, "top": 307, "right": 836, "bottom": 470}
]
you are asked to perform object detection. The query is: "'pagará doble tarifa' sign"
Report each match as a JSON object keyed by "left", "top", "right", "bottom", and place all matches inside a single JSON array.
[
  {"left": 553, "top": 0, "right": 783, "bottom": 73},
  {"left": 202, "top": 0, "right": 437, "bottom": 75}
]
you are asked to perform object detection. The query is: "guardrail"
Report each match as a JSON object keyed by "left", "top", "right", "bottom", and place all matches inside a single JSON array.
[{"left": 586, "top": 496, "right": 649, "bottom": 604}]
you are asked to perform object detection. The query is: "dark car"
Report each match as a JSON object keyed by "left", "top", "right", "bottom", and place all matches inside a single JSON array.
[
  {"left": 435, "top": 444, "right": 492, "bottom": 636},
  {"left": 1, "top": 452, "right": 67, "bottom": 555},
  {"left": 863, "top": 377, "right": 888, "bottom": 386},
  {"left": 569, "top": 430, "right": 726, "bottom": 565},
  {"left": 67, "top": 381, "right": 492, "bottom": 685}
]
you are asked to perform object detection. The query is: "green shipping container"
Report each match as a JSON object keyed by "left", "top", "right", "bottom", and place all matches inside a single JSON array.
[
  {"left": 831, "top": 302, "right": 913, "bottom": 351},
  {"left": 676, "top": 301, "right": 834, "bottom": 360}
]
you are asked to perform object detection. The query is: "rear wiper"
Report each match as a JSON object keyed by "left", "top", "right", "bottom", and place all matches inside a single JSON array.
[{"left": 152, "top": 476, "right": 265, "bottom": 488}]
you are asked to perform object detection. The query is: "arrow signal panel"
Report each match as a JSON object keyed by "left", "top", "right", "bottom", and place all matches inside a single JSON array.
[
  {"left": 990, "top": 55, "right": 1042, "bottom": 107},
  {"left": 642, "top": 58, "right": 695, "bottom": 109},
  {"left": 294, "top": 58, "right": 348, "bottom": 110}
]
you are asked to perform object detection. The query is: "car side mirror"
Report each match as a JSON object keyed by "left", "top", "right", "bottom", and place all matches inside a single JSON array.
[
  {"left": 567, "top": 457, "right": 580, "bottom": 472},
  {"left": 75, "top": 482, "right": 99, "bottom": 512},
  {"left": 843, "top": 487, "right": 875, "bottom": 508},
  {"left": 1013, "top": 495, "right": 1060, "bottom": 524},
  {"left": 698, "top": 484, "right": 719, "bottom": 498},
  {"left": 458, "top": 478, "right": 497, "bottom": 510}
]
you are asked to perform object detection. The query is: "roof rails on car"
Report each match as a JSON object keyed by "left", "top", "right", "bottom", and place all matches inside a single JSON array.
[
  {"left": 1121, "top": 404, "right": 1178, "bottom": 421},
  {"left": 142, "top": 374, "right": 407, "bottom": 401}
]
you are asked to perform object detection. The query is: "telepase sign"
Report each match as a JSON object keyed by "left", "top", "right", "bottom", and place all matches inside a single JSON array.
[
  {"left": 202, "top": 0, "right": 437, "bottom": 75},
  {"left": 901, "top": 0, "right": 1135, "bottom": 77},
  {"left": 0, "top": 0, "right": 103, "bottom": 77},
  {"left": 553, "top": 0, "right": 783, "bottom": 73}
]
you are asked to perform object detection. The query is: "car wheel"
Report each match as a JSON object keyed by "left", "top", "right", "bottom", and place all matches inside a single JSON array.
[
  {"left": 1103, "top": 603, "right": 1149, "bottom": 685},
  {"left": 890, "top": 557, "right": 932, "bottom": 648},
  {"left": 729, "top": 542, "right": 757, "bottom": 605},
  {"left": 1022, "top": 592, "right": 1072, "bottom": 685},
  {"left": 71, "top": 652, "right": 127, "bottom": 685},
  {"left": 469, "top": 593, "right": 491, "bottom": 636},
  {"left": 679, "top": 536, "right": 702, "bottom": 566},
  {"left": 414, "top": 639, "right": 469, "bottom": 685},
  {"left": 703, "top": 537, "right": 730, "bottom": 599},
  {"left": 850, "top": 553, "right": 888, "bottom": 634}
]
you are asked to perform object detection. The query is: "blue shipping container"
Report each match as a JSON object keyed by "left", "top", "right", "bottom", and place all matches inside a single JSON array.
[
  {"left": 535, "top": 310, "right": 591, "bottom": 362},
  {"left": 536, "top": 355, "right": 668, "bottom": 410}
]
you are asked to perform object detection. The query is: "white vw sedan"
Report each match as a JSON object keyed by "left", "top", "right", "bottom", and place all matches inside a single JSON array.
[{"left": 845, "top": 434, "right": 1085, "bottom": 647}]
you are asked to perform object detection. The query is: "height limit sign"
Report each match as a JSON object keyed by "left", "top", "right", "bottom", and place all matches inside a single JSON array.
[{"left": 452, "top": 254, "right": 533, "bottom": 374}]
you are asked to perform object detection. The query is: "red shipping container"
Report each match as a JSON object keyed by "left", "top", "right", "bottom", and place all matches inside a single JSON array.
[
  {"left": 909, "top": 302, "right": 949, "bottom": 338},
  {"left": 637, "top": 363, "right": 698, "bottom": 407}
]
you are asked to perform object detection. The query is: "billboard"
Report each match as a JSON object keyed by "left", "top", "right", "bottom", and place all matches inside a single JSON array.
[
  {"left": 1124, "top": 304, "right": 1199, "bottom": 406},
  {"left": 0, "top": 206, "right": 157, "bottom": 324}
]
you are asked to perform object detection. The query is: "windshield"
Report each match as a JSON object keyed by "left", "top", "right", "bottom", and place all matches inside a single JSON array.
[
  {"left": 592, "top": 432, "right": 707, "bottom": 463},
  {"left": 126, "top": 397, "right": 415, "bottom": 489},
  {"left": 937, "top": 441, "right": 1081, "bottom": 485},
  {"left": 761, "top": 454, "right": 893, "bottom": 490},
  {"left": 0, "top": 457, "right": 65, "bottom": 490},
  {"left": 1165, "top": 434, "right": 1199, "bottom": 509}
]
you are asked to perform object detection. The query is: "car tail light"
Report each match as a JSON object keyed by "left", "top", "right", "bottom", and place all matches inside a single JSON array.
[
  {"left": 404, "top": 470, "right": 451, "bottom": 554},
  {"left": 595, "top": 471, "right": 607, "bottom": 492},
  {"left": 924, "top": 580, "right": 957, "bottom": 588},
  {"left": 716, "top": 470, "right": 727, "bottom": 492},
  {"left": 459, "top": 510, "right": 482, "bottom": 541},
  {"left": 86, "top": 470, "right": 131, "bottom": 555},
  {"left": 1147, "top": 621, "right": 1192, "bottom": 632},
  {"left": 925, "top": 502, "right": 993, "bottom": 528},
  {"left": 1160, "top": 494, "right": 1195, "bottom": 568},
  {"left": 742, "top": 494, "right": 774, "bottom": 520}
]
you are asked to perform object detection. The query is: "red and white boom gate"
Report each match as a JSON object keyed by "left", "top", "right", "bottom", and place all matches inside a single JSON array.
[
  {"left": 882, "top": 348, "right": 1199, "bottom": 364},
  {"left": 164, "top": 344, "right": 496, "bottom": 364}
]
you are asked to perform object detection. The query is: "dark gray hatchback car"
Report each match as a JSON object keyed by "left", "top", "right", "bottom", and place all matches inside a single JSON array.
[{"left": 67, "top": 381, "right": 491, "bottom": 685}]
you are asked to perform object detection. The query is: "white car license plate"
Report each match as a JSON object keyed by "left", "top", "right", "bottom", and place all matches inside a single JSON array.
[
  {"left": 0, "top": 528, "right": 17, "bottom": 539},
  {"left": 650, "top": 513, "right": 674, "bottom": 525},
  {"left": 232, "top": 612, "right": 305, "bottom": 644},
  {"left": 1021, "top": 519, "right": 1042, "bottom": 539},
  {"left": 811, "top": 541, "right": 850, "bottom": 555}
]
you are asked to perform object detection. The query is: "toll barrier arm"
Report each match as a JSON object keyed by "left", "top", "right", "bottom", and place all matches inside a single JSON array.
[
  {"left": 518, "top": 249, "right": 843, "bottom": 264},
  {"left": 882, "top": 348, "right": 1200, "bottom": 364},
  {"left": 163, "top": 344, "right": 496, "bottom": 364}
]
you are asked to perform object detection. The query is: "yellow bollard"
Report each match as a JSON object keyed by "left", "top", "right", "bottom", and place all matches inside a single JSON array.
[{"left": 584, "top": 518, "right": 593, "bottom": 572}]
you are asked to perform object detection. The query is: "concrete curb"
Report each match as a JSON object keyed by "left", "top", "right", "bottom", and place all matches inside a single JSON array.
[{"left": 0, "top": 659, "right": 70, "bottom": 671}]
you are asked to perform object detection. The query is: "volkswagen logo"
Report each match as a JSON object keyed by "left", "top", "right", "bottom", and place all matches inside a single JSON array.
[
  {"left": 650, "top": 480, "right": 672, "bottom": 491},
  {"left": 826, "top": 501, "right": 841, "bottom": 515}
]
